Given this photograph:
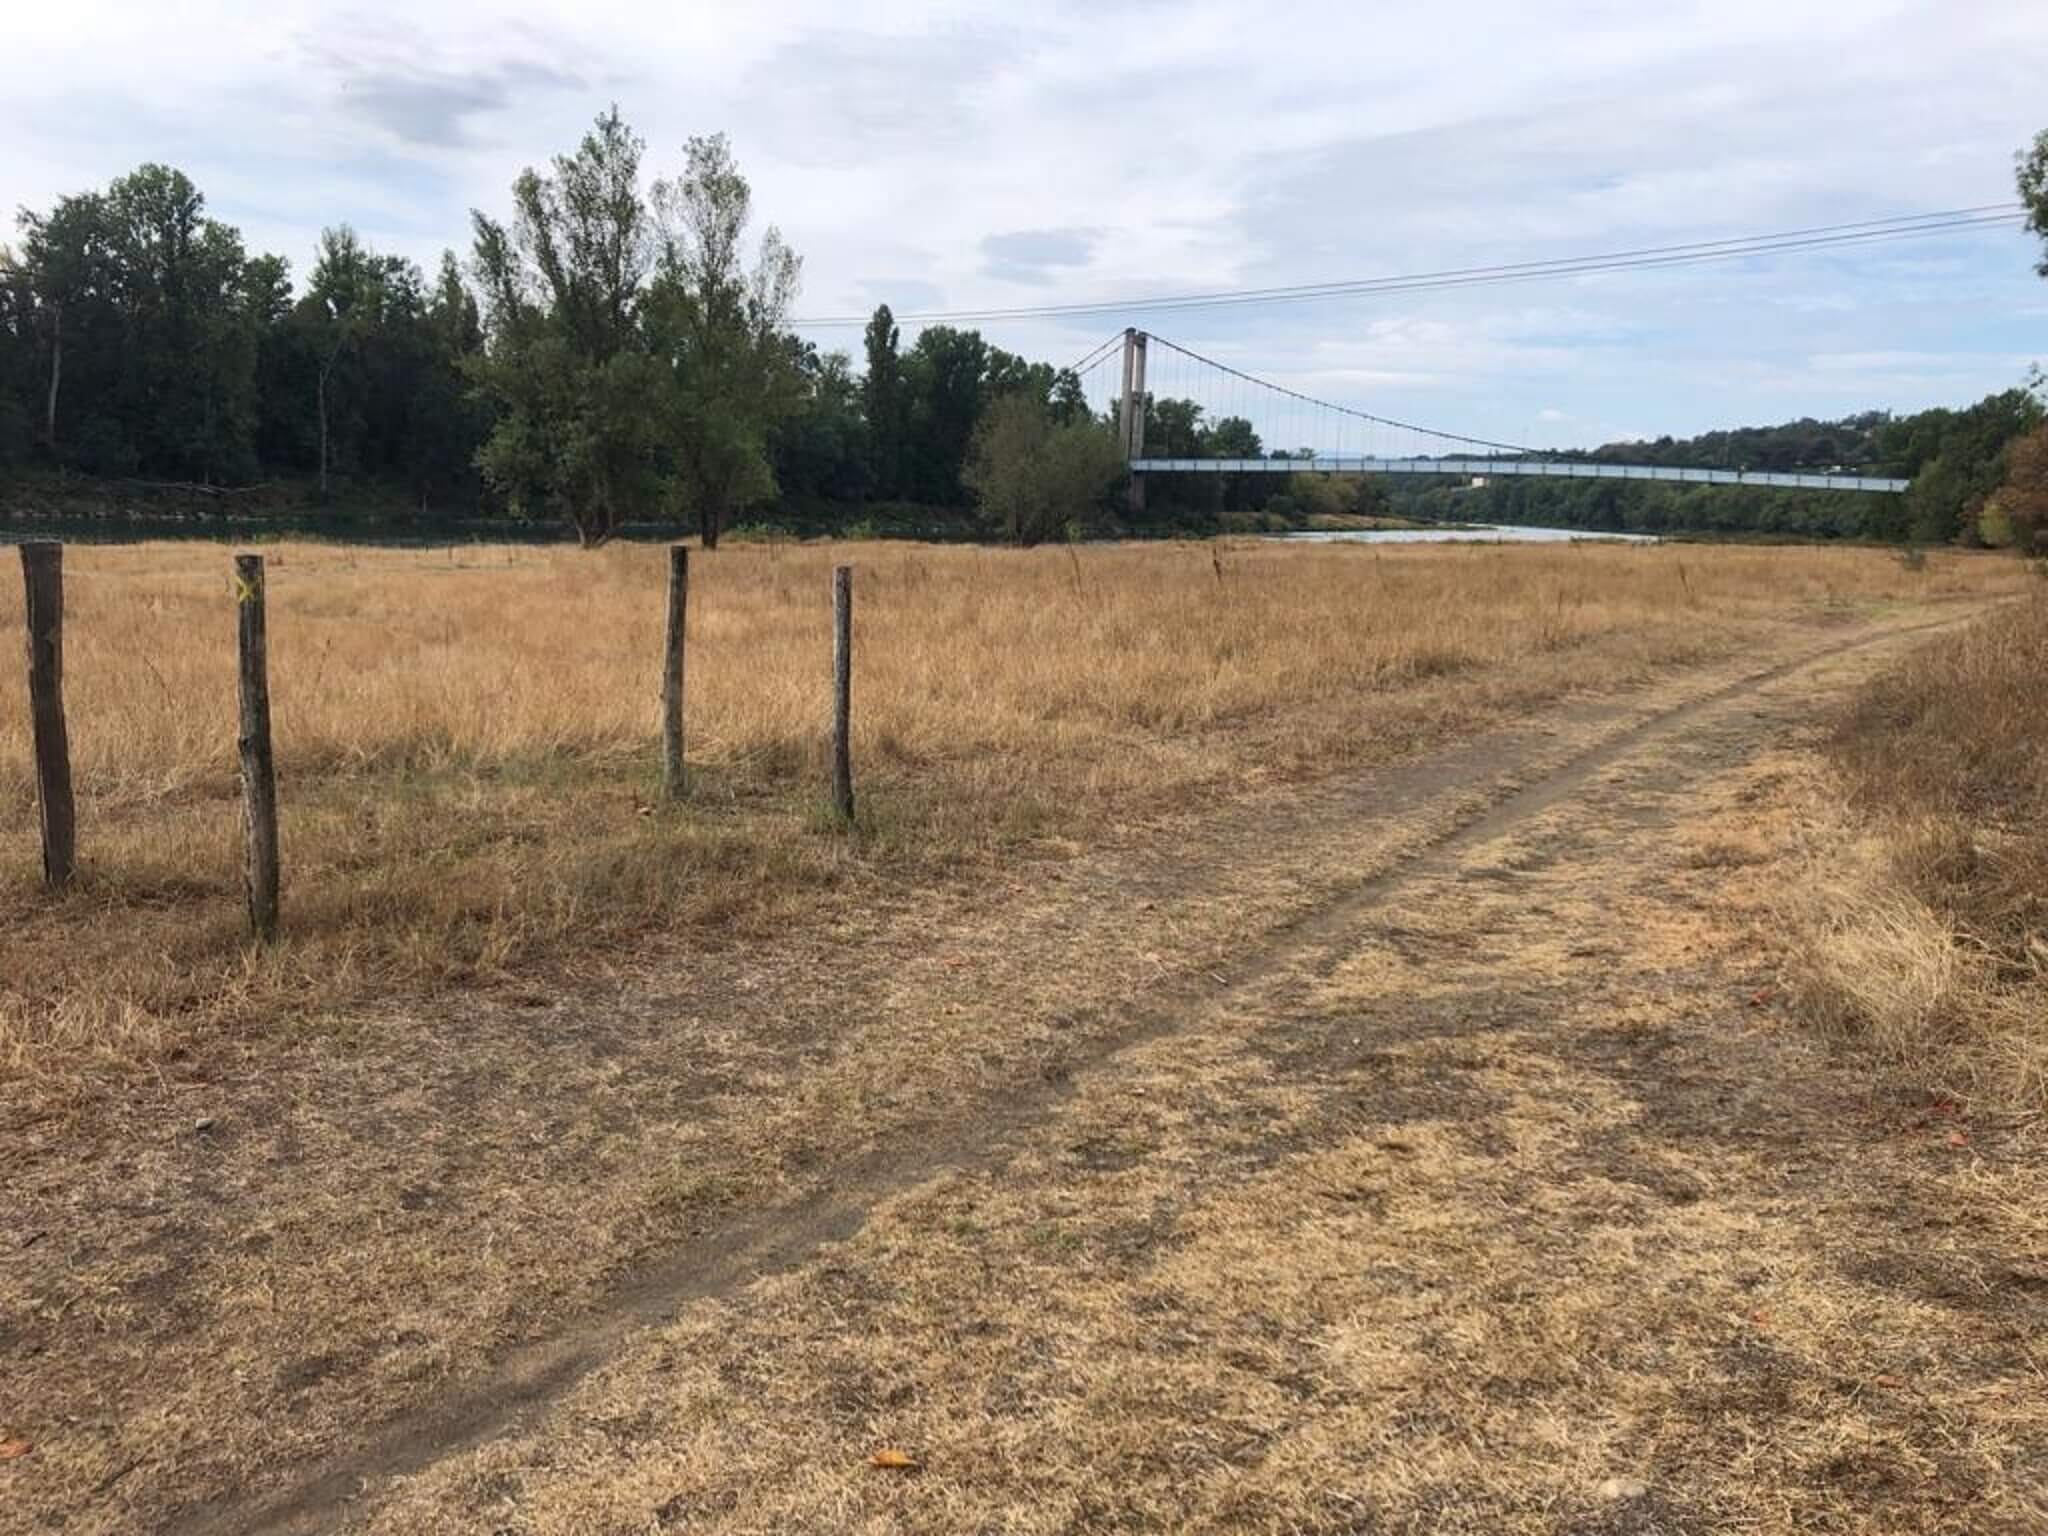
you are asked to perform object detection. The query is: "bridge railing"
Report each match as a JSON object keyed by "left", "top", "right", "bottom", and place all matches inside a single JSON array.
[{"left": 1125, "top": 456, "right": 1909, "bottom": 494}]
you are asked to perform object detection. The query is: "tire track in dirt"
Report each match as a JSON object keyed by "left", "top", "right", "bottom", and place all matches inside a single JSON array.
[{"left": 175, "top": 607, "right": 1984, "bottom": 1536}]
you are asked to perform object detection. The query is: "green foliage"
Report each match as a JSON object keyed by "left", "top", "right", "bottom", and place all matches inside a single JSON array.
[
  {"left": 1588, "top": 412, "right": 1892, "bottom": 476},
  {"left": 1880, "top": 389, "right": 2044, "bottom": 544},
  {"left": 903, "top": 325, "right": 991, "bottom": 505},
  {"left": 2020, "top": 128, "right": 2048, "bottom": 278},
  {"left": 1380, "top": 390, "right": 2043, "bottom": 544},
  {"left": 1977, "top": 494, "right": 2016, "bottom": 549},
  {"left": 644, "top": 133, "right": 803, "bottom": 547},
  {"left": 1998, "top": 423, "right": 2048, "bottom": 555},
  {"left": 1284, "top": 472, "right": 1354, "bottom": 520},
  {"left": 963, "top": 393, "right": 1122, "bottom": 545},
  {"left": 469, "top": 108, "right": 665, "bottom": 545},
  {"left": 861, "top": 305, "right": 905, "bottom": 498},
  {"left": 771, "top": 344, "right": 868, "bottom": 503},
  {"left": 15, "top": 165, "right": 264, "bottom": 481}
]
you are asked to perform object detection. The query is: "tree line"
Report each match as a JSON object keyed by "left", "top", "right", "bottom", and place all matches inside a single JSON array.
[
  {"left": 0, "top": 109, "right": 1131, "bottom": 546},
  {"left": 4, "top": 113, "right": 2047, "bottom": 547},
  {"left": 1401, "top": 385, "right": 2045, "bottom": 544}
]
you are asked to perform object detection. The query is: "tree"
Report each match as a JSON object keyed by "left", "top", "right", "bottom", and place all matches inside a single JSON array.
[
  {"left": 1286, "top": 472, "right": 1356, "bottom": 521},
  {"left": 1048, "top": 368, "right": 1090, "bottom": 426},
  {"left": 305, "top": 226, "right": 385, "bottom": 498},
  {"left": 772, "top": 342, "right": 869, "bottom": 504},
  {"left": 1204, "top": 415, "right": 1262, "bottom": 458},
  {"left": 14, "top": 190, "right": 111, "bottom": 453},
  {"left": 16, "top": 166, "right": 266, "bottom": 481},
  {"left": 983, "top": 344, "right": 1056, "bottom": 405},
  {"left": 1997, "top": 422, "right": 2048, "bottom": 554},
  {"left": 469, "top": 107, "right": 664, "bottom": 545},
  {"left": 409, "top": 252, "right": 488, "bottom": 509},
  {"left": 862, "top": 305, "right": 905, "bottom": 497},
  {"left": 107, "top": 166, "right": 262, "bottom": 482},
  {"left": 2020, "top": 129, "right": 2048, "bottom": 277},
  {"left": 902, "top": 325, "right": 990, "bottom": 504},
  {"left": 963, "top": 392, "right": 1122, "bottom": 544},
  {"left": 645, "top": 133, "right": 802, "bottom": 548},
  {"left": 1146, "top": 397, "right": 1205, "bottom": 457},
  {"left": 1885, "top": 388, "right": 2044, "bottom": 543},
  {"left": 0, "top": 243, "right": 37, "bottom": 464}
]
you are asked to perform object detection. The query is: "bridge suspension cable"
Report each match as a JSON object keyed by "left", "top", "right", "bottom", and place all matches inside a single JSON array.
[
  {"left": 1064, "top": 331, "right": 1130, "bottom": 426},
  {"left": 1143, "top": 334, "right": 1541, "bottom": 457}
]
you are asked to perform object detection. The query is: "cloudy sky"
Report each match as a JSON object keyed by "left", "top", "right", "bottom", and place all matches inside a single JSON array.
[{"left": 6, "top": 0, "right": 2045, "bottom": 449}]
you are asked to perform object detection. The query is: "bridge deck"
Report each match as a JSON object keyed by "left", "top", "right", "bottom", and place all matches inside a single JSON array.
[{"left": 1128, "top": 456, "right": 1908, "bottom": 494}]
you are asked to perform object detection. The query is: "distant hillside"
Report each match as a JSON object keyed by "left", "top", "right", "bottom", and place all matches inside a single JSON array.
[
  {"left": 1584, "top": 412, "right": 1893, "bottom": 475},
  {"left": 1420, "top": 387, "right": 2048, "bottom": 541}
]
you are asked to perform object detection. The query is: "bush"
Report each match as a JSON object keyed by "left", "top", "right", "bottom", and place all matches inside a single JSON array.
[
  {"left": 963, "top": 394, "right": 1124, "bottom": 545},
  {"left": 1999, "top": 423, "right": 2048, "bottom": 555}
]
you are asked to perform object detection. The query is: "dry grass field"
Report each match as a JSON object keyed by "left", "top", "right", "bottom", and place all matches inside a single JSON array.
[
  {"left": 4, "top": 537, "right": 2045, "bottom": 1536},
  {"left": 1793, "top": 592, "right": 2048, "bottom": 1112},
  {"left": 0, "top": 537, "right": 2022, "bottom": 1113}
]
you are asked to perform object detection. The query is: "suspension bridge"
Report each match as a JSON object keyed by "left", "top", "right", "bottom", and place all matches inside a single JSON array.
[{"left": 1066, "top": 329, "right": 1911, "bottom": 504}]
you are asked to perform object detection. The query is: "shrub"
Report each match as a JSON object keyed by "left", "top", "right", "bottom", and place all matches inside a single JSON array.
[
  {"left": 1999, "top": 422, "right": 2048, "bottom": 555},
  {"left": 963, "top": 394, "right": 1123, "bottom": 546}
]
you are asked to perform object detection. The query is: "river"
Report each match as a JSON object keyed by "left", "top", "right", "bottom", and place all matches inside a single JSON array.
[{"left": 1275, "top": 524, "right": 1658, "bottom": 544}]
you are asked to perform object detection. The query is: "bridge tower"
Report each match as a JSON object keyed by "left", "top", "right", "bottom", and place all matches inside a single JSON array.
[{"left": 1117, "top": 327, "right": 1149, "bottom": 513}]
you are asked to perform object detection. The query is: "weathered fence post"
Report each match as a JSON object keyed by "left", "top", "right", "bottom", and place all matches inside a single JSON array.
[
  {"left": 234, "top": 554, "right": 280, "bottom": 940},
  {"left": 19, "top": 541, "right": 76, "bottom": 889},
  {"left": 662, "top": 545, "right": 688, "bottom": 800},
  {"left": 831, "top": 564, "right": 854, "bottom": 823}
]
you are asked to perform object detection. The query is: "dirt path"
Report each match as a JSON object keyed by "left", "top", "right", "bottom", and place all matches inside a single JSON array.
[{"left": 11, "top": 604, "right": 2044, "bottom": 1535}]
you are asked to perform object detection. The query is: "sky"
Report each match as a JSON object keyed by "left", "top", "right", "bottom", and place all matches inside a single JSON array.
[{"left": 5, "top": 0, "right": 2046, "bottom": 450}]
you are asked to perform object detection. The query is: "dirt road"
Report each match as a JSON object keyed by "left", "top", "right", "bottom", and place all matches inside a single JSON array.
[{"left": 9, "top": 603, "right": 2044, "bottom": 1534}]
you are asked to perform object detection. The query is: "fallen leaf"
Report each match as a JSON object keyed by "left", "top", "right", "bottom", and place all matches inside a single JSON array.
[
  {"left": 1948, "top": 1131, "right": 1970, "bottom": 1148},
  {"left": 870, "top": 1448, "right": 918, "bottom": 1471},
  {"left": 0, "top": 1439, "right": 32, "bottom": 1460},
  {"left": 1874, "top": 1374, "right": 1908, "bottom": 1389}
]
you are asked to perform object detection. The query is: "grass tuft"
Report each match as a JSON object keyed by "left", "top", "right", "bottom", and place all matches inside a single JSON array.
[{"left": 1793, "top": 594, "right": 2048, "bottom": 1110}]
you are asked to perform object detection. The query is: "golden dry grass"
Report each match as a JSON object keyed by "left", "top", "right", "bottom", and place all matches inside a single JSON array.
[
  {"left": 0, "top": 537, "right": 2023, "bottom": 1108},
  {"left": 6, "top": 571, "right": 2038, "bottom": 1536},
  {"left": 1792, "top": 591, "right": 2048, "bottom": 1112},
  {"left": 348, "top": 656, "right": 2048, "bottom": 1536}
]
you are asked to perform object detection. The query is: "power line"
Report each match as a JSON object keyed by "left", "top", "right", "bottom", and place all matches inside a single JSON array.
[{"left": 794, "top": 204, "right": 2023, "bottom": 327}]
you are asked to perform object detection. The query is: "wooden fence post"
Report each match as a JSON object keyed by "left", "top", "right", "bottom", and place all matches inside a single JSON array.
[
  {"left": 235, "top": 554, "right": 280, "bottom": 940},
  {"left": 19, "top": 541, "right": 76, "bottom": 889},
  {"left": 831, "top": 564, "right": 854, "bottom": 823},
  {"left": 662, "top": 545, "right": 688, "bottom": 800}
]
